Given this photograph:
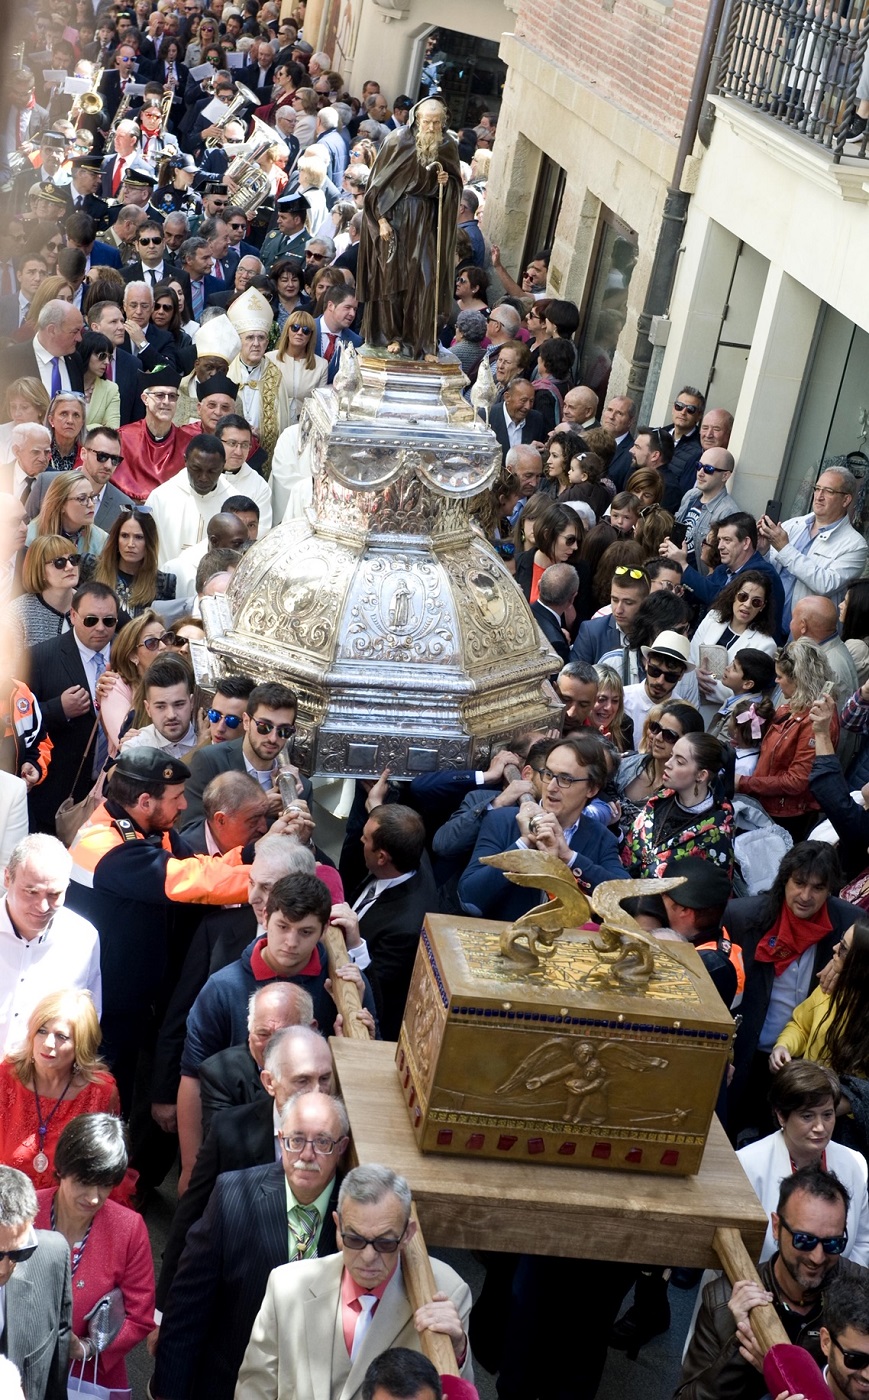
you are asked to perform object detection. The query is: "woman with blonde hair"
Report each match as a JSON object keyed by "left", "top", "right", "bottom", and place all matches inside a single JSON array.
[
  {"left": 98, "top": 608, "right": 176, "bottom": 750},
  {"left": 44, "top": 391, "right": 86, "bottom": 473},
  {"left": 590, "top": 663, "right": 632, "bottom": 753},
  {"left": 0, "top": 377, "right": 50, "bottom": 460},
  {"left": 9, "top": 535, "right": 80, "bottom": 647},
  {"left": 296, "top": 152, "right": 329, "bottom": 234},
  {"left": 0, "top": 989, "right": 121, "bottom": 1190},
  {"left": 736, "top": 638, "right": 837, "bottom": 838},
  {"left": 25, "top": 470, "right": 106, "bottom": 563},
  {"left": 268, "top": 307, "right": 328, "bottom": 423}
]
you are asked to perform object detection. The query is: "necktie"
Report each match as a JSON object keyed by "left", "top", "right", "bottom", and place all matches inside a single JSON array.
[
  {"left": 91, "top": 652, "right": 109, "bottom": 779},
  {"left": 20, "top": 477, "right": 33, "bottom": 505},
  {"left": 18, "top": 301, "right": 29, "bottom": 328},
  {"left": 105, "top": 360, "right": 113, "bottom": 382},
  {"left": 0, "top": 263, "right": 13, "bottom": 296},
  {"left": 354, "top": 881, "right": 378, "bottom": 918},
  {"left": 50, "top": 357, "right": 62, "bottom": 397},
  {"left": 324, "top": 332, "right": 337, "bottom": 361},
  {"left": 75, "top": 196, "right": 84, "bottom": 210},
  {"left": 289, "top": 1203, "right": 319, "bottom": 1261},
  {"left": 214, "top": 261, "right": 224, "bottom": 281},
  {"left": 192, "top": 279, "right": 204, "bottom": 320},
  {"left": 350, "top": 1295, "right": 378, "bottom": 1361},
  {"left": 148, "top": 269, "right": 158, "bottom": 288},
  {"left": 112, "top": 157, "right": 125, "bottom": 197}
]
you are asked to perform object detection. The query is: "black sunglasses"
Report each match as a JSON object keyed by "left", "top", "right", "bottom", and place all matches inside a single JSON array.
[
  {"left": 90, "top": 450, "right": 123, "bottom": 465},
  {"left": 138, "top": 236, "right": 163, "bottom": 246},
  {"left": 80, "top": 614, "right": 118, "bottom": 627},
  {"left": 0, "top": 1244, "right": 38, "bottom": 1264},
  {"left": 648, "top": 719, "right": 680, "bottom": 744},
  {"left": 778, "top": 1218, "right": 847, "bottom": 1255},
  {"left": 154, "top": 301, "right": 175, "bottom": 312},
  {"left": 674, "top": 400, "right": 701, "bottom": 414},
  {"left": 140, "top": 632, "right": 176, "bottom": 650},
  {"left": 252, "top": 718, "right": 295, "bottom": 739},
  {"left": 338, "top": 1222, "right": 408, "bottom": 1255},
  {"left": 646, "top": 662, "right": 683, "bottom": 685},
  {"left": 50, "top": 553, "right": 82, "bottom": 569},
  {"left": 832, "top": 1335, "right": 869, "bottom": 1371},
  {"left": 288, "top": 323, "right": 312, "bottom": 334}
]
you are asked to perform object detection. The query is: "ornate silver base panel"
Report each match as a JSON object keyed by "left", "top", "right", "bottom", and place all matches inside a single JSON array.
[{"left": 200, "top": 352, "right": 563, "bottom": 777}]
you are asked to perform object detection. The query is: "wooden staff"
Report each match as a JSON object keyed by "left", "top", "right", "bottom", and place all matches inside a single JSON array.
[
  {"left": 324, "top": 925, "right": 460, "bottom": 1376},
  {"left": 432, "top": 160, "right": 443, "bottom": 355}
]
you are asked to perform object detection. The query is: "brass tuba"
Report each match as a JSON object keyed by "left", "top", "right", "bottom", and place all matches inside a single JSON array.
[
  {"left": 204, "top": 81, "right": 261, "bottom": 149},
  {"left": 225, "top": 136, "right": 273, "bottom": 216}
]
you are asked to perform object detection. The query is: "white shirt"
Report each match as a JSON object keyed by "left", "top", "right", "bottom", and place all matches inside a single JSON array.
[
  {"left": 351, "top": 870, "right": 414, "bottom": 914},
  {"left": 140, "top": 260, "right": 168, "bottom": 286},
  {"left": 505, "top": 412, "right": 523, "bottom": 449},
  {"left": 122, "top": 721, "right": 198, "bottom": 759},
  {"left": 245, "top": 753, "right": 277, "bottom": 791},
  {"left": 146, "top": 471, "right": 236, "bottom": 565},
  {"left": 235, "top": 360, "right": 263, "bottom": 433},
  {"left": 32, "top": 335, "right": 71, "bottom": 394},
  {"left": 223, "top": 460, "right": 273, "bottom": 531},
  {"left": 163, "top": 540, "right": 207, "bottom": 598},
  {"left": 0, "top": 893, "right": 102, "bottom": 1054}
]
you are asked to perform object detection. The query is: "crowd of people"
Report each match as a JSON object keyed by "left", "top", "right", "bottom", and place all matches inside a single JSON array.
[{"left": 5, "top": 2, "right": 869, "bottom": 1398}]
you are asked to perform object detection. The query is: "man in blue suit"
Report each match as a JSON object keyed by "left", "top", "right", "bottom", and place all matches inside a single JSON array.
[
  {"left": 662, "top": 510, "right": 786, "bottom": 638},
  {"left": 315, "top": 284, "right": 362, "bottom": 384},
  {"left": 570, "top": 566, "right": 649, "bottom": 665},
  {"left": 458, "top": 732, "right": 626, "bottom": 920},
  {"left": 65, "top": 211, "right": 123, "bottom": 271}
]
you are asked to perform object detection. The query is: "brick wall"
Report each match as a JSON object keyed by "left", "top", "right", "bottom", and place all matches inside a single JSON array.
[{"left": 514, "top": 0, "right": 708, "bottom": 141}]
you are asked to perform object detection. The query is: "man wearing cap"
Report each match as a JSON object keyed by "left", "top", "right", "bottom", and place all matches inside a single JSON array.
[
  {"left": 146, "top": 430, "right": 236, "bottom": 563},
  {"left": 66, "top": 745, "right": 256, "bottom": 1108},
  {"left": 116, "top": 365, "right": 187, "bottom": 499},
  {"left": 187, "top": 375, "right": 241, "bottom": 438},
  {"left": 622, "top": 630, "right": 695, "bottom": 735},
  {"left": 112, "top": 164, "right": 159, "bottom": 215},
  {"left": 149, "top": 154, "right": 201, "bottom": 223},
  {"left": 65, "top": 154, "right": 111, "bottom": 230},
  {"left": 226, "top": 289, "right": 289, "bottom": 462},
  {"left": 653, "top": 855, "right": 740, "bottom": 1001},
  {"left": 261, "top": 193, "right": 309, "bottom": 271}
]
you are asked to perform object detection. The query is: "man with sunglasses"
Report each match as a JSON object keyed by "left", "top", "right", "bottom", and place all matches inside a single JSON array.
[
  {"left": 673, "top": 447, "right": 740, "bottom": 574},
  {"left": 820, "top": 1273, "right": 869, "bottom": 1400},
  {"left": 677, "top": 1165, "right": 867, "bottom": 1399},
  {"left": 459, "top": 732, "right": 626, "bottom": 921},
  {"left": 661, "top": 384, "right": 705, "bottom": 505},
  {"left": 25, "top": 427, "right": 136, "bottom": 531},
  {"left": 0, "top": 1166, "right": 71, "bottom": 1400},
  {"left": 153, "top": 1090, "right": 349, "bottom": 1400},
  {"left": 122, "top": 220, "right": 190, "bottom": 303},
  {"left": 180, "top": 681, "right": 305, "bottom": 833},
  {"left": 621, "top": 628, "right": 694, "bottom": 735},
  {"left": 759, "top": 465, "right": 869, "bottom": 630},
  {"left": 27, "top": 582, "right": 121, "bottom": 833},
  {"left": 239, "top": 1164, "right": 473, "bottom": 1398}
]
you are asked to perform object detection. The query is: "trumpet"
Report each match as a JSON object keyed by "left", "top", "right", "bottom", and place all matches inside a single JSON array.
[{"left": 204, "top": 81, "right": 261, "bottom": 149}]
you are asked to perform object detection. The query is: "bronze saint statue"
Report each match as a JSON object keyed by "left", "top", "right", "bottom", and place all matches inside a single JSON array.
[{"left": 357, "top": 97, "right": 463, "bottom": 360}]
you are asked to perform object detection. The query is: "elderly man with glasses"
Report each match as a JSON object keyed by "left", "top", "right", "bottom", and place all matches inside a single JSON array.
[{"left": 759, "top": 465, "right": 869, "bottom": 631}]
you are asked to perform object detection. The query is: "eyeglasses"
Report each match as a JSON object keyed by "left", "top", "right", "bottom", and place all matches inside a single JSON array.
[
  {"left": 288, "top": 323, "right": 312, "bottom": 334},
  {"left": 154, "top": 302, "right": 175, "bottom": 312},
  {"left": 614, "top": 566, "right": 647, "bottom": 581},
  {"left": 139, "top": 631, "right": 176, "bottom": 651},
  {"left": 281, "top": 1133, "right": 342, "bottom": 1155},
  {"left": 81, "top": 614, "right": 118, "bottom": 628},
  {"left": 831, "top": 1336, "right": 869, "bottom": 1371},
  {"left": 207, "top": 708, "right": 242, "bottom": 727},
  {"left": 735, "top": 590, "right": 765, "bottom": 609},
  {"left": 138, "top": 236, "right": 163, "bottom": 246},
  {"left": 146, "top": 392, "right": 179, "bottom": 403},
  {"left": 252, "top": 718, "right": 296, "bottom": 739},
  {"left": 539, "top": 766, "right": 591, "bottom": 790},
  {"left": 697, "top": 463, "right": 730, "bottom": 474},
  {"left": 674, "top": 401, "right": 701, "bottom": 414},
  {"left": 655, "top": 580, "right": 684, "bottom": 596},
  {"left": 0, "top": 1244, "right": 38, "bottom": 1264},
  {"left": 89, "top": 449, "right": 123, "bottom": 465},
  {"left": 46, "top": 241, "right": 64, "bottom": 251},
  {"left": 50, "top": 553, "right": 82, "bottom": 569},
  {"left": 648, "top": 720, "right": 680, "bottom": 744},
  {"left": 69, "top": 494, "right": 98, "bottom": 506},
  {"left": 339, "top": 1222, "right": 408, "bottom": 1254},
  {"left": 813, "top": 485, "right": 848, "bottom": 497},
  {"left": 305, "top": 251, "right": 326, "bottom": 262},
  {"left": 778, "top": 1218, "right": 848, "bottom": 1255},
  {"left": 646, "top": 662, "right": 683, "bottom": 685}
]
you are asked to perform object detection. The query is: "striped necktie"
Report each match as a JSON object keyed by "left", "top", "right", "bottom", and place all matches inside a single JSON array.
[{"left": 289, "top": 1202, "right": 319, "bottom": 1261}]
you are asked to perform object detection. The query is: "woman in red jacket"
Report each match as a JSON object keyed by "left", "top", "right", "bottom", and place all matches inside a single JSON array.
[
  {"left": 736, "top": 638, "right": 837, "bottom": 840},
  {"left": 35, "top": 1114, "right": 154, "bottom": 1391}
]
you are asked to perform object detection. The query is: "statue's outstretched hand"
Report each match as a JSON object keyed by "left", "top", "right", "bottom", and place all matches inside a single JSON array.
[{"left": 437, "top": 169, "right": 449, "bottom": 185}]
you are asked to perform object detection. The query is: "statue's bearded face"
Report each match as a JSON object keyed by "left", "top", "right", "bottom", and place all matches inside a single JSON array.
[{"left": 415, "top": 111, "right": 443, "bottom": 164}]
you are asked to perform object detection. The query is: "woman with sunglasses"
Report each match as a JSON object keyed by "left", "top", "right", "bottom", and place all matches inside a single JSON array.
[
  {"left": 737, "top": 1061, "right": 869, "bottom": 1264},
  {"left": 736, "top": 638, "right": 837, "bottom": 838},
  {"left": 184, "top": 17, "right": 219, "bottom": 66},
  {"left": 524, "top": 298, "right": 552, "bottom": 377},
  {"left": 94, "top": 508, "right": 175, "bottom": 617},
  {"left": 9, "top": 535, "right": 80, "bottom": 648},
  {"left": 514, "top": 501, "right": 588, "bottom": 607},
  {"left": 626, "top": 730, "right": 733, "bottom": 879},
  {"left": 26, "top": 471, "right": 106, "bottom": 571},
  {"left": 690, "top": 570, "right": 778, "bottom": 722},
  {"left": 74, "top": 330, "right": 121, "bottom": 428},
  {"left": 615, "top": 699, "right": 703, "bottom": 825},
  {"left": 268, "top": 256, "right": 311, "bottom": 332},
  {"left": 150, "top": 283, "right": 196, "bottom": 375},
  {"left": 97, "top": 609, "right": 178, "bottom": 756},
  {"left": 44, "top": 392, "right": 86, "bottom": 473},
  {"left": 268, "top": 307, "right": 327, "bottom": 422}
]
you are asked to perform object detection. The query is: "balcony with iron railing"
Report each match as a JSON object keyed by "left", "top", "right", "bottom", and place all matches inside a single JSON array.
[{"left": 716, "top": 0, "right": 869, "bottom": 162}]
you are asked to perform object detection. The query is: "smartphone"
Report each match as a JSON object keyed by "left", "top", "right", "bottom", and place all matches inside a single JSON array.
[
  {"left": 765, "top": 499, "right": 783, "bottom": 524},
  {"left": 669, "top": 521, "right": 687, "bottom": 548},
  {"left": 821, "top": 680, "right": 837, "bottom": 698}
]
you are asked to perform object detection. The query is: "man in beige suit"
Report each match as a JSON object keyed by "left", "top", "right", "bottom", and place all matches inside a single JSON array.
[{"left": 236, "top": 1164, "right": 473, "bottom": 1400}]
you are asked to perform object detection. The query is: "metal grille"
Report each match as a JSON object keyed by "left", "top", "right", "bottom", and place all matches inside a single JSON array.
[{"left": 717, "top": 0, "right": 869, "bottom": 161}]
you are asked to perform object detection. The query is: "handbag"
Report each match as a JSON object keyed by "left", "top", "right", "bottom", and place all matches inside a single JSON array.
[
  {"left": 55, "top": 718, "right": 101, "bottom": 847},
  {"left": 66, "top": 1291, "right": 130, "bottom": 1400}
]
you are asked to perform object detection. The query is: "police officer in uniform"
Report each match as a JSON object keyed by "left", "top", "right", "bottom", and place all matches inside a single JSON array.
[
  {"left": 64, "top": 153, "right": 112, "bottom": 232},
  {"left": 259, "top": 191, "right": 309, "bottom": 271}
]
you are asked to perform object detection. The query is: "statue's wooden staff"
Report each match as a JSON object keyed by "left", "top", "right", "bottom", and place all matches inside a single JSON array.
[
  {"left": 324, "top": 924, "right": 460, "bottom": 1379},
  {"left": 430, "top": 161, "right": 444, "bottom": 356}
]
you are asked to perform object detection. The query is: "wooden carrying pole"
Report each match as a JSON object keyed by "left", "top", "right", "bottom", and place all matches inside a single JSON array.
[
  {"left": 324, "top": 926, "right": 460, "bottom": 1376},
  {"left": 713, "top": 1227, "right": 791, "bottom": 1350}
]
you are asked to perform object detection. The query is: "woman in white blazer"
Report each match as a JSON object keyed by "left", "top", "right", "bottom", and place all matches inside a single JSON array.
[
  {"left": 737, "top": 1060, "right": 869, "bottom": 1265},
  {"left": 0, "top": 772, "right": 28, "bottom": 869},
  {"left": 690, "top": 569, "right": 779, "bottom": 722}
]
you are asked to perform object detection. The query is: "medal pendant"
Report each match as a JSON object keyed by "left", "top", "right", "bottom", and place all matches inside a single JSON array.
[{"left": 33, "top": 1151, "right": 49, "bottom": 1173}]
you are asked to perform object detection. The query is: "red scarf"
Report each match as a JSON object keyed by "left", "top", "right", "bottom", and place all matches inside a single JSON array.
[{"left": 755, "top": 900, "right": 832, "bottom": 976}]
